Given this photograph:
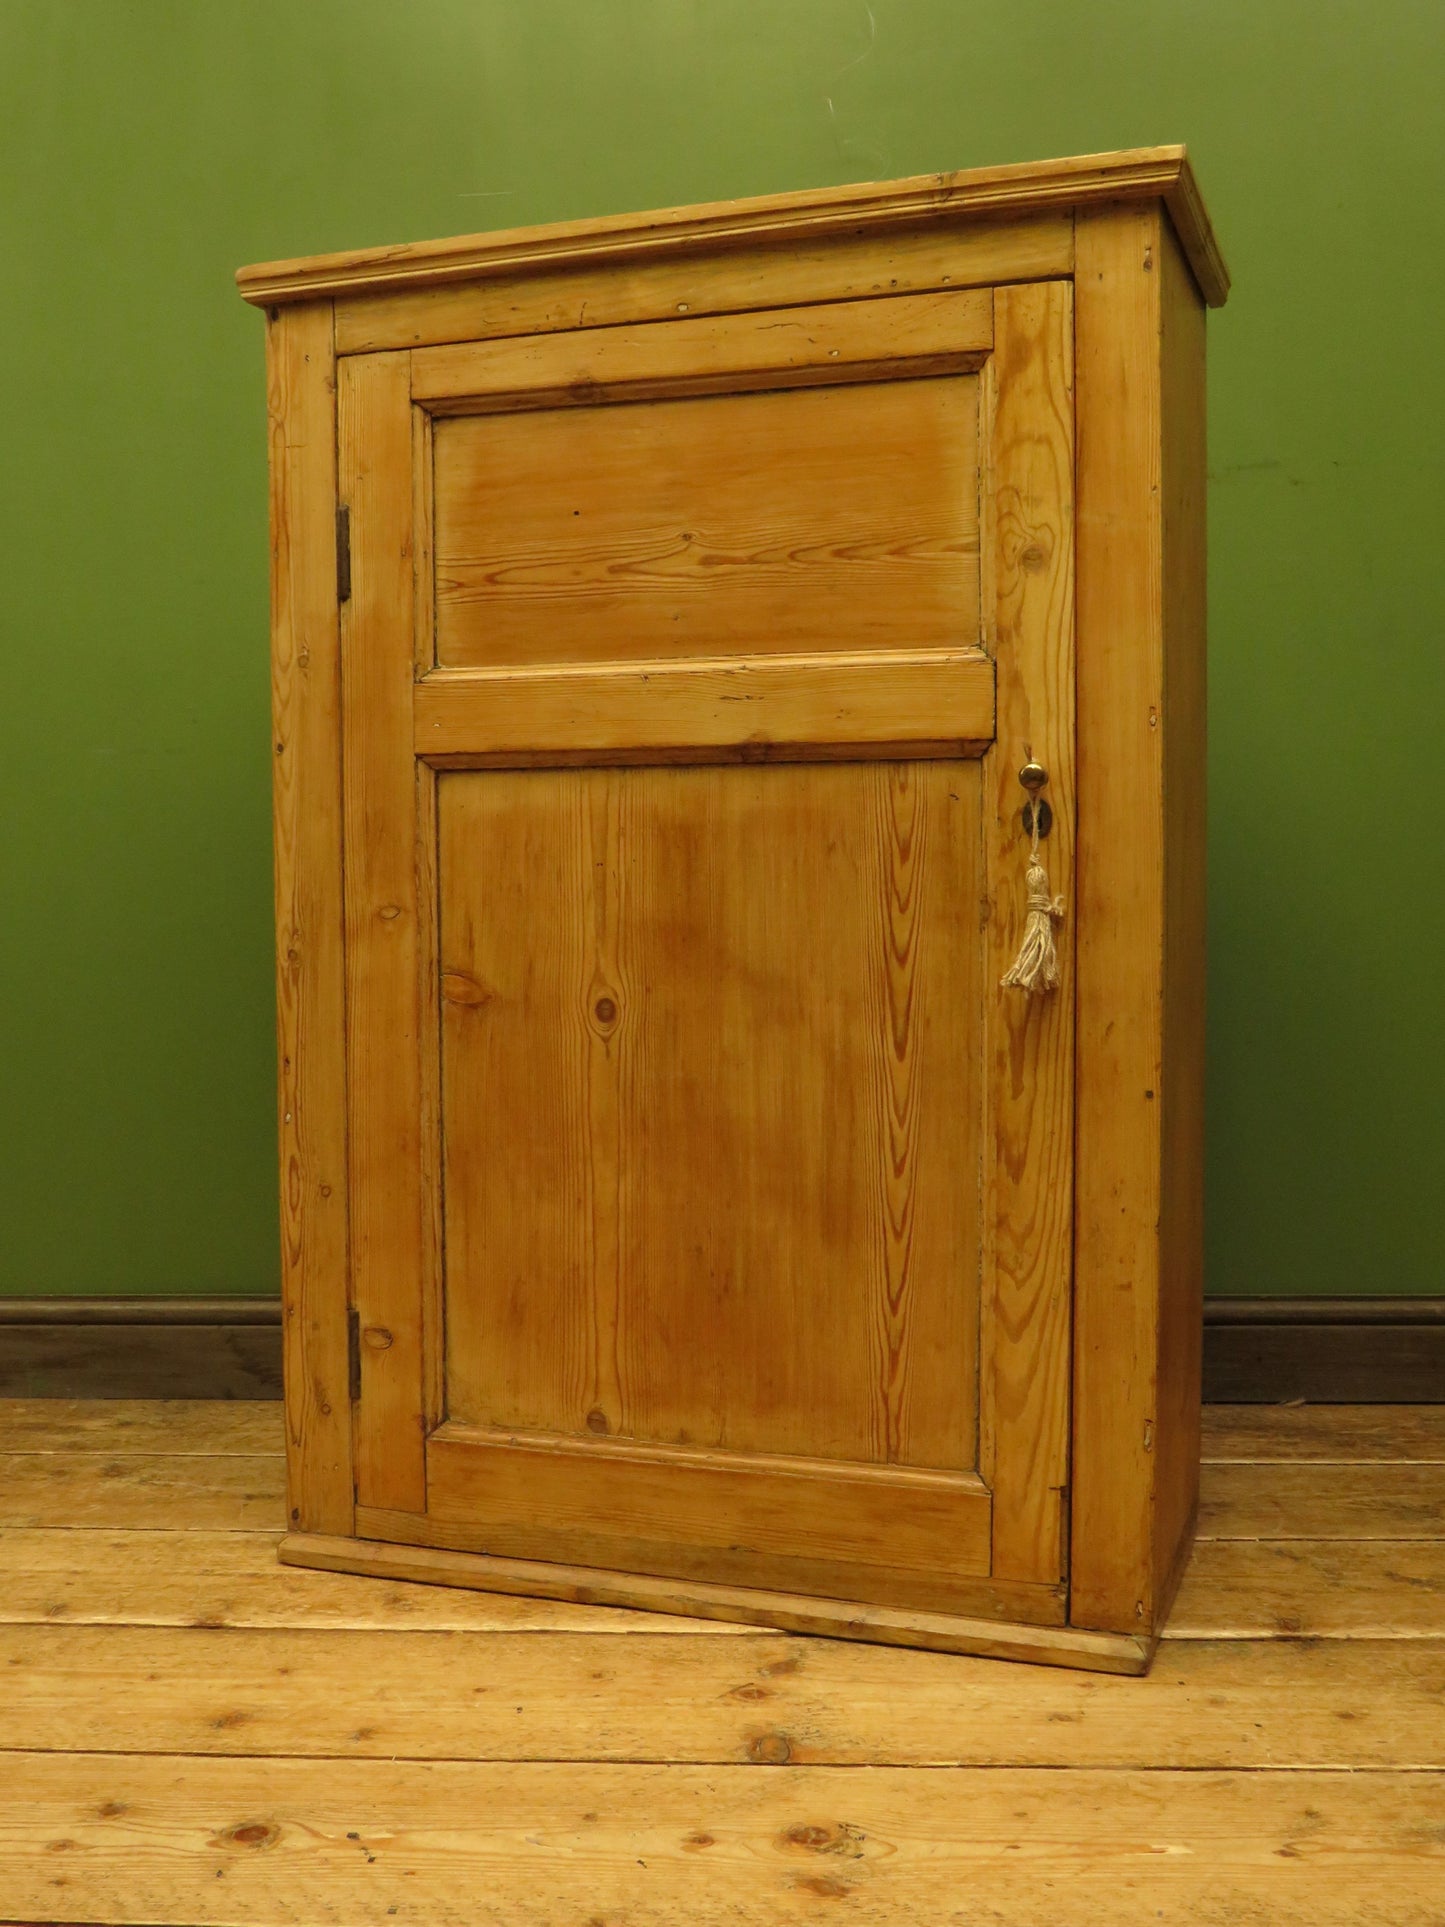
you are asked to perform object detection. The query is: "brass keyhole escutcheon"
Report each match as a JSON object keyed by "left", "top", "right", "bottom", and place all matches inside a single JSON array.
[{"left": 1018, "top": 758, "right": 1051, "bottom": 837}]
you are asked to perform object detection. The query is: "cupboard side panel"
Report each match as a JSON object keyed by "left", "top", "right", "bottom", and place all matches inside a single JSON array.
[
  {"left": 983, "top": 281, "right": 1076, "bottom": 1584},
  {"left": 267, "top": 301, "right": 353, "bottom": 1535},
  {"left": 339, "top": 351, "right": 428, "bottom": 1514},
  {"left": 1154, "top": 221, "right": 1209, "bottom": 1621},
  {"left": 1070, "top": 208, "right": 1166, "bottom": 1634}
]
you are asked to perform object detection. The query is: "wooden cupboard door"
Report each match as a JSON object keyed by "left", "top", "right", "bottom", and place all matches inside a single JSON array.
[{"left": 339, "top": 283, "right": 1075, "bottom": 1620}]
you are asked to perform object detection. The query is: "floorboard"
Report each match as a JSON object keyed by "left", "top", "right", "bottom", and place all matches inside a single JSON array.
[
  {"left": 1169, "top": 1537, "right": 1445, "bottom": 1638},
  {"left": 5, "top": 1754, "right": 1444, "bottom": 1927},
  {"left": 1201, "top": 1403, "right": 1445, "bottom": 1462},
  {"left": 0, "top": 1400, "right": 1441, "bottom": 1927},
  {"left": 5, "top": 1624, "right": 1445, "bottom": 1768},
  {"left": 1197, "top": 1461, "right": 1445, "bottom": 1539},
  {"left": 0, "top": 1529, "right": 734, "bottom": 1634},
  {"left": 0, "top": 1398, "right": 283, "bottom": 1455}
]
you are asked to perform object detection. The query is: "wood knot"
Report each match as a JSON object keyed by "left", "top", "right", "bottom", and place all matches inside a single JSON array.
[
  {"left": 748, "top": 1730, "right": 793, "bottom": 1764},
  {"left": 590, "top": 989, "right": 620, "bottom": 1033},
  {"left": 585, "top": 1408, "right": 610, "bottom": 1435},
  {"left": 217, "top": 1820, "right": 280, "bottom": 1850},
  {"left": 779, "top": 1821, "right": 866, "bottom": 1857},
  {"left": 762, "top": 1652, "right": 804, "bottom": 1677},
  {"left": 442, "top": 971, "right": 493, "bottom": 1008}
]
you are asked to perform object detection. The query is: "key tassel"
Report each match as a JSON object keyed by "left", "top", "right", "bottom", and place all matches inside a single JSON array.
[{"left": 1001, "top": 802, "right": 1065, "bottom": 996}]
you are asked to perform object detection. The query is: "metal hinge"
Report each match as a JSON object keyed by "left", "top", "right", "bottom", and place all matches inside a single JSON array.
[
  {"left": 347, "top": 1305, "right": 361, "bottom": 1402},
  {"left": 336, "top": 504, "right": 352, "bottom": 604}
]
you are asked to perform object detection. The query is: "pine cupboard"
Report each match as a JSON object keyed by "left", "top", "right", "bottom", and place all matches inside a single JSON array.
[{"left": 239, "top": 147, "right": 1227, "bottom": 1674}]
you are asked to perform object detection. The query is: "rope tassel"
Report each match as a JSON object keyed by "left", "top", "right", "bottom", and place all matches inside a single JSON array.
[{"left": 1001, "top": 800, "right": 1065, "bottom": 996}]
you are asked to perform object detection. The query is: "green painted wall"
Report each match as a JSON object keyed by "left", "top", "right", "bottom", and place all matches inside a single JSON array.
[{"left": 2, "top": 2, "right": 1441, "bottom": 1298}]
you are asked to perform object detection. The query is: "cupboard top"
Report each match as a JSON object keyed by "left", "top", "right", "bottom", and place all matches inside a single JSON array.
[{"left": 236, "top": 144, "right": 1228, "bottom": 312}]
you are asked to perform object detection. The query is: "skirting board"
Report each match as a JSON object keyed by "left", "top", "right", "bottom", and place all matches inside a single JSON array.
[
  {"left": 1204, "top": 1297, "right": 1445, "bottom": 1403},
  {"left": 280, "top": 1531, "right": 1153, "bottom": 1674},
  {"left": 0, "top": 1297, "right": 282, "bottom": 1399},
  {"left": 2, "top": 1296, "right": 1442, "bottom": 1402}
]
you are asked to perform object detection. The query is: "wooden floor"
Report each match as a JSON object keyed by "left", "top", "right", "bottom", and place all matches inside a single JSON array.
[{"left": 1, "top": 1403, "right": 1442, "bottom": 1926}]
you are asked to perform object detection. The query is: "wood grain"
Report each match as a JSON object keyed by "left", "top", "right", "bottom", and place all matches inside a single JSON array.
[
  {"left": 411, "top": 287, "right": 992, "bottom": 407},
  {"left": 23, "top": 1398, "right": 1394, "bottom": 1467},
  {"left": 11, "top": 1626, "right": 1445, "bottom": 1768},
  {"left": 1154, "top": 216, "right": 1209, "bottom": 1622},
  {"left": 424, "top": 1429, "right": 994, "bottom": 1584},
  {"left": 981, "top": 280, "right": 1075, "bottom": 1586},
  {"left": 1198, "top": 1462, "right": 1445, "bottom": 1541},
  {"left": 1069, "top": 204, "right": 1168, "bottom": 1636},
  {"left": 25, "top": 1397, "right": 1433, "bottom": 1469},
  {"left": 0, "top": 1530, "right": 731, "bottom": 1634},
  {"left": 248, "top": 164, "right": 1223, "bottom": 1655},
  {"left": 439, "top": 761, "right": 983, "bottom": 1474},
  {"left": 266, "top": 302, "right": 353, "bottom": 1536},
  {"left": 237, "top": 145, "right": 1227, "bottom": 306},
  {"left": 432, "top": 757, "right": 1014, "bottom": 1616},
  {"left": 337, "top": 216, "right": 1069, "bottom": 355},
  {"left": 307, "top": 1517, "right": 1066, "bottom": 1631},
  {"left": 5, "top": 1520, "right": 1441, "bottom": 1640},
  {"left": 6, "top": 1758, "right": 1436, "bottom": 1927},
  {"left": 431, "top": 375, "right": 982, "bottom": 669},
  {"left": 1202, "top": 1404, "right": 1445, "bottom": 1463},
  {"left": 414, "top": 650, "right": 995, "bottom": 763},
  {"left": 10, "top": 1444, "right": 1436, "bottom": 1553},
  {"left": 0, "top": 1398, "right": 283, "bottom": 1454},
  {"left": 338, "top": 349, "right": 427, "bottom": 1515},
  {"left": 292, "top": 1535, "right": 1110, "bottom": 1664},
  {"left": 0, "top": 1453, "right": 283, "bottom": 1530},
  {"left": 1170, "top": 1537, "right": 1445, "bottom": 1639}
]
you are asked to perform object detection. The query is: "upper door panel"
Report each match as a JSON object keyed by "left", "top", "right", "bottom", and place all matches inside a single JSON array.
[
  {"left": 416, "top": 289, "right": 993, "bottom": 684},
  {"left": 432, "top": 373, "right": 980, "bottom": 670}
]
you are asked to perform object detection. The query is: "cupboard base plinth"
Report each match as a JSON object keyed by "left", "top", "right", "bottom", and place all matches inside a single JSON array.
[{"left": 279, "top": 1532, "right": 1155, "bottom": 1674}]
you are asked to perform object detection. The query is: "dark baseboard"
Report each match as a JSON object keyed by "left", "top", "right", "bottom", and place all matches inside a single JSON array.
[
  {"left": 0, "top": 1298, "right": 282, "bottom": 1399},
  {"left": 1202, "top": 1297, "right": 1445, "bottom": 1403},
  {"left": 2, "top": 1295, "right": 1442, "bottom": 1403}
]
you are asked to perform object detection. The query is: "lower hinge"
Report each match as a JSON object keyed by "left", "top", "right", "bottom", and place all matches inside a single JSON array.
[{"left": 347, "top": 1305, "right": 361, "bottom": 1403}]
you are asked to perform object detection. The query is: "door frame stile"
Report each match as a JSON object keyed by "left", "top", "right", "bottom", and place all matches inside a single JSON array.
[
  {"left": 412, "top": 399, "right": 447, "bottom": 1438},
  {"left": 338, "top": 347, "right": 429, "bottom": 1516},
  {"left": 1069, "top": 205, "right": 1167, "bottom": 1635},
  {"left": 979, "top": 280, "right": 1077, "bottom": 1588},
  {"left": 267, "top": 297, "right": 355, "bottom": 1536}
]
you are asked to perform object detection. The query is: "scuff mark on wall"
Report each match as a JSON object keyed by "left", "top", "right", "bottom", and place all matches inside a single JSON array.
[{"left": 824, "top": 2, "right": 887, "bottom": 177}]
